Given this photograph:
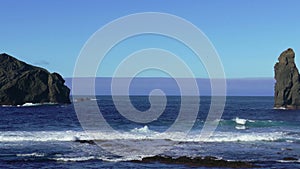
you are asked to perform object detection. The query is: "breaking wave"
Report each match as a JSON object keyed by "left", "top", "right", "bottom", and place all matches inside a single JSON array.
[
  {"left": 218, "top": 118, "right": 291, "bottom": 128},
  {"left": 0, "top": 126, "right": 290, "bottom": 143}
]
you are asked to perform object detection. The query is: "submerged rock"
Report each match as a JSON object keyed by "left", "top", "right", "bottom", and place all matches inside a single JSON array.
[
  {"left": 131, "top": 155, "right": 257, "bottom": 168},
  {"left": 0, "top": 53, "right": 70, "bottom": 105},
  {"left": 282, "top": 157, "right": 298, "bottom": 161},
  {"left": 274, "top": 48, "right": 300, "bottom": 109}
]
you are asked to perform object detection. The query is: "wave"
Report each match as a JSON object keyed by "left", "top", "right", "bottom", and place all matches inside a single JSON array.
[
  {"left": 233, "top": 117, "right": 256, "bottom": 125},
  {"left": 11, "top": 152, "right": 151, "bottom": 163},
  {"left": 51, "top": 155, "right": 152, "bottom": 162},
  {"left": 10, "top": 152, "right": 300, "bottom": 168},
  {"left": 218, "top": 118, "right": 288, "bottom": 128},
  {"left": 50, "top": 154, "right": 257, "bottom": 168},
  {"left": 277, "top": 157, "right": 300, "bottom": 163},
  {"left": 208, "top": 131, "right": 283, "bottom": 142},
  {"left": 130, "top": 125, "right": 153, "bottom": 134},
  {"left": 11, "top": 153, "right": 257, "bottom": 168},
  {"left": 0, "top": 127, "right": 289, "bottom": 143},
  {"left": 52, "top": 156, "right": 98, "bottom": 162},
  {"left": 0, "top": 131, "right": 81, "bottom": 142},
  {"left": 21, "top": 102, "right": 58, "bottom": 107},
  {"left": 19, "top": 103, "right": 44, "bottom": 107},
  {"left": 234, "top": 117, "right": 247, "bottom": 125},
  {"left": 54, "top": 155, "right": 256, "bottom": 168},
  {"left": 273, "top": 107, "right": 287, "bottom": 110},
  {"left": 1, "top": 102, "right": 57, "bottom": 107},
  {"left": 16, "top": 153, "right": 45, "bottom": 157},
  {"left": 235, "top": 125, "right": 246, "bottom": 130}
]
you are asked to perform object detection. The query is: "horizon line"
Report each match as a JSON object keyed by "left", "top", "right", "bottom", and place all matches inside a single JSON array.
[{"left": 65, "top": 77, "right": 275, "bottom": 80}]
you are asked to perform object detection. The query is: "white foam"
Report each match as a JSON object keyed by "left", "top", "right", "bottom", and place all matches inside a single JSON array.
[
  {"left": 17, "top": 102, "right": 57, "bottom": 107},
  {"left": 52, "top": 156, "right": 97, "bottom": 162},
  {"left": 101, "top": 155, "right": 152, "bottom": 162},
  {"left": 234, "top": 117, "right": 247, "bottom": 125},
  {"left": 45, "top": 155, "right": 300, "bottom": 163},
  {"left": 16, "top": 153, "right": 45, "bottom": 157},
  {"left": 0, "top": 131, "right": 82, "bottom": 142},
  {"left": 130, "top": 125, "right": 152, "bottom": 134},
  {"left": 274, "top": 107, "right": 287, "bottom": 110},
  {"left": 1, "top": 102, "right": 57, "bottom": 107},
  {"left": 207, "top": 131, "right": 284, "bottom": 142},
  {"left": 1, "top": 105, "right": 13, "bottom": 107},
  {"left": 277, "top": 159, "right": 300, "bottom": 163},
  {"left": 51, "top": 155, "right": 152, "bottom": 162},
  {"left": 0, "top": 128, "right": 285, "bottom": 143},
  {"left": 89, "top": 98, "right": 98, "bottom": 101},
  {"left": 21, "top": 103, "right": 42, "bottom": 107},
  {"left": 235, "top": 125, "right": 246, "bottom": 130}
]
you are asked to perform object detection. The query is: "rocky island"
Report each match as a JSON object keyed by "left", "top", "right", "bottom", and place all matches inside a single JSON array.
[
  {"left": 274, "top": 48, "right": 300, "bottom": 109},
  {"left": 0, "top": 53, "right": 70, "bottom": 105}
]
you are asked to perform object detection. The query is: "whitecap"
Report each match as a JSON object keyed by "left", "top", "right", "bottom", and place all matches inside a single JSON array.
[
  {"left": 130, "top": 126, "right": 152, "bottom": 134},
  {"left": 17, "top": 102, "right": 57, "bottom": 107},
  {"left": 16, "top": 153, "right": 45, "bottom": 157},
  {"left": 234, "top": 117, "right": 247, "bottom": 125},
  {"left": 1, "top": 105, "right": 13, "bottom": 107},
  {"left": 52, "top": 156, "right": 97, "bottom": 162},
  {"left": 0, "top": 131, "right": 81, "bottom": 142},
  {"left": 235, "top": 125, "right": 246, "bottom": 130},
  {"left": 207, "top": 131, "right": 284, "bottom": 142},
  {"left": 273, "top": 107, "right": 287, "bottom": 110},
  {"left": 276, "top": 159, "right": 300, "bottom": 163},
  {"left": 89, "top": 98, "right": 98, "bottom": 101},
  {"left": 51, "top": 155, "right": 156, "bottom": 162},
  {"left": 21, "top": 103, "right": 42, "bottom": 107},
  {"left": 0, "top": 130, "right": 286, "bottom": 143},
  {"left": 101, "top": 155, "right": 153, "bottom": 162}
]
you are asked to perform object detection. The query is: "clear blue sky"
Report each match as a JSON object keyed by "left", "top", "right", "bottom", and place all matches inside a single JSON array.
[{"left": 1, "top": 0, "right": 300, "bottom": 78}]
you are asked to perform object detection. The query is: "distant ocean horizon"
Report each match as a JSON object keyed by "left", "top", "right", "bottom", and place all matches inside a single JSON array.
[{"left": 65, "top": 77, "right": 275, "bottom": 96}]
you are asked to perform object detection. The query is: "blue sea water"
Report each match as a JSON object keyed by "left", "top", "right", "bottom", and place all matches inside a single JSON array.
[{"left": 0, "top": 96, "right": 300, "bottom": 169}]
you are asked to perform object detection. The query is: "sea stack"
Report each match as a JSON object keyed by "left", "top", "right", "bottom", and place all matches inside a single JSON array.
[
  {"left": 274, "top": 48, "right": 300, "bottom": 109},
  {"left": 0, "top": 53, "right": 71, "bottom": 105}
]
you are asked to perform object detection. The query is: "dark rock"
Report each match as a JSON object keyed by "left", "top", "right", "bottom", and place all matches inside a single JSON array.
[
  {"left": 0, "top": 53, "right": 70, "bottom": 105},
  {"left": 274, "top": 48, "right": 300, "bottom": 109},
  {"left": 131, "top": 155, "right": 257, "bottom": 168},
  {"left": 282, "top": 157, "right": 298, "bottom": 161},
  {"left": 74, "top": 137, "right": 95, "bottom": 144}
]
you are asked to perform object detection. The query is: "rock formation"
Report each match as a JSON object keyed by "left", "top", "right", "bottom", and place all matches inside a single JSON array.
[
  {"left": 0, "top": 53, "right": 70, "bottom": 105},
  {"left": 274, "top": 48, "right": 300, "bottom": 109}
]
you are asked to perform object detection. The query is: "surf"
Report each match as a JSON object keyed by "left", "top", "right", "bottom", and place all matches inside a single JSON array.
[{"left": 0, "top": 127, "right": 287, "bottom": 143}]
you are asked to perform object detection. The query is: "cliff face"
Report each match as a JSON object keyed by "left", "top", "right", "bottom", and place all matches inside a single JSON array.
[
  {"left": 274, "top": 48, "right": 300, "bottom": 109},
  {"left": 0, "top": 53, "right": 70, "bottom": 105}
]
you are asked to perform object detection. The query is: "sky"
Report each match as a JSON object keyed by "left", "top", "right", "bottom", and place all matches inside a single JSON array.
[{"left": 1, "top": 0, "right": 300, "bottom": 78}]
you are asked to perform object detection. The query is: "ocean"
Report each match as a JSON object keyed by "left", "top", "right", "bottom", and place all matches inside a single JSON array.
[{"left": 0, "top": 96, "right": 300, "bottom": 169}]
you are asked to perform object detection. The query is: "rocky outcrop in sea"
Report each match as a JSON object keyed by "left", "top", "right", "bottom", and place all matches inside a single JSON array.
[
  {"left": 274, "top": 48, "right": 300, "bottom": 109},
  {"left": 0, "top": 53, "right": 70, "bottom": 105}
]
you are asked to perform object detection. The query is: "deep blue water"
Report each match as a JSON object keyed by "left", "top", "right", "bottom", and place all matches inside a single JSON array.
[{"left": 0, "top": 96, "right": 300, "bottom": 168}]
